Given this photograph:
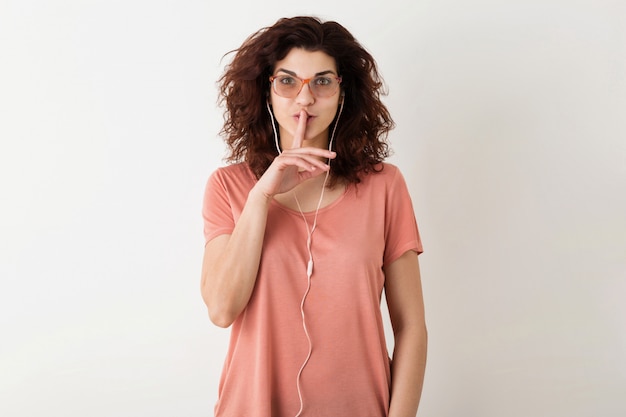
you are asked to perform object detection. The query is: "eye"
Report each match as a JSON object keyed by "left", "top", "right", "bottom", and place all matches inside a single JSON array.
[
  {"left": 278, "top": 76, "right": 297, "bottom": 85},
  {"left": 313, "top": 77, "right": 332, "bottom": 86}
]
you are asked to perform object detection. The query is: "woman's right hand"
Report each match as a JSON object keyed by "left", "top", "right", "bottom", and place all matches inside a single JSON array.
[
  {"left": 253, "top": 110, "right": 336, "bottom": 199},
  {"left": 202, "top": 110, "right": 335, "bottom": 327}
]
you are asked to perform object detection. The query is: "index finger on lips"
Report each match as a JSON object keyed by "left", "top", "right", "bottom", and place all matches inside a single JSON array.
[{"left": 291, "top": 110, "right": 307, "bottom": 149}]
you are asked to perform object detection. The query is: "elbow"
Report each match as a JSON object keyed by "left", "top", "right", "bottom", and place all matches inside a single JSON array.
[
  {"left": 201, "top": 280, "right": 236, "bottom": 328},
  {"left": 418, "top": 322, "right": 428, "bottom": 345},
  {"left": 394, "top": 320, "right": 428, "bottom": 345},
  {"left": 201, "top": 270, "right": 246, "bottom": 328},
  {"left": 208, "top": 308, "right": 235, "bottom": 328},
  {"left": 207, "top": 302, "right": 239, "bottom": 328}
]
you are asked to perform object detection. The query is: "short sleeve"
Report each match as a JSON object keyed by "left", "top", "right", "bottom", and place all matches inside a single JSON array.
[
  {"left": 383, "top": 167, "right": 423, "bottom": 266},
  {"left": 202, "top": 169, "right": 236, "bottom": 244}
]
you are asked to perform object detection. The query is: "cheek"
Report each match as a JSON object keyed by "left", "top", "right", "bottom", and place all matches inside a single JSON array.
[
  {"left": 323, "top": 103, "right": 342, "bottom": 121},
  {"left": 271, "top": 105, "right": 296, "bottom": 133},
  {"left": 267, "top": 98, "right": 286, "bottom": 120}
]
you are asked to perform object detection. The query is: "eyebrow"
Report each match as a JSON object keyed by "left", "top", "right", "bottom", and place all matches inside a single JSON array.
[{"left": 275, "top": 68, "right": 337, "bottom": 77}]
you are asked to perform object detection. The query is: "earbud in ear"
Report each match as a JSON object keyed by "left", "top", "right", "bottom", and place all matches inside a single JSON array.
[{"left": 339, "top": 91, "right": 345, "bottom": 104}]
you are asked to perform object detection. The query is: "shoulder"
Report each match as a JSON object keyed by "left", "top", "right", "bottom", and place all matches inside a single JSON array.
[
  {"left": 378, "top": 162, "right": 402, "bottom": 179},
  {"left": 359, "top": 162, "right": 404, "bottom": 187},
  {"left": 208, "top": 163, "right": 256, "bottom": 185},
  {"left": 352, "top": 163, "right": 414, "bottom": 205},
  {"left": 212, "top": 162, "right": 255, "bottom": 179},
  {"left": 205, "top": 163, "right": 257, "bottom": 199}
]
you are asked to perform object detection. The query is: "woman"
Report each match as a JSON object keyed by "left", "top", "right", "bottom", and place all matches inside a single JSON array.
[{"left": 201, "top": 16, "right": 427, "bottom": 417}]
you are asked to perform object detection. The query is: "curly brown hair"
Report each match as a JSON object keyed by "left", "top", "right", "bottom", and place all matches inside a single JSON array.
[{"left": 218, "top": 16, "right": 394, "bottom": 185}]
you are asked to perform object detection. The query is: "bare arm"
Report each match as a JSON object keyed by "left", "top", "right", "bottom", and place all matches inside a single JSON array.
[
  {"left": 201, "top": 111, "right": 335, "bottom": 327},
  {"left": 200, "top": 187, "right": 271, "bottom": 328},
  {"left": 384, "top": 250, "right": 428, "bottom": 417}
]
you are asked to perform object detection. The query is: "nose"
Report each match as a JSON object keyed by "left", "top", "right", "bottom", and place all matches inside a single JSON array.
[{"left": 295, "top": 82, "right": 315, "bottom": 105}]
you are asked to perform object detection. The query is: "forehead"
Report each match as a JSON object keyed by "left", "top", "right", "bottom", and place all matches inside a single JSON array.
[{"left": 273, "top": 48, "right": 337, "bottom": 76}]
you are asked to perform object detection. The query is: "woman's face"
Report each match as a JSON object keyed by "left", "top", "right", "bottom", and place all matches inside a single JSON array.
[{"left": 269, "top": 48, "right": 342, "bottom": 150}]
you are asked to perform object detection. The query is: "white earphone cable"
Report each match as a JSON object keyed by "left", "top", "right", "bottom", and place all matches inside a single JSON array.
[{"left": 267, "top": 95, "right": 344, "bottom": 417}]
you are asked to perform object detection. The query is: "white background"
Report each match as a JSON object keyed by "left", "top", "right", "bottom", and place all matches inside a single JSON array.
[{"left": 1, "top": 1, "right": 625, "bottom": 416}]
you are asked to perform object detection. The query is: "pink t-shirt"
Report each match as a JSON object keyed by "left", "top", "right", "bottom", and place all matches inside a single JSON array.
[{"left": 203, "top": 162, "right": 422, "bottom": 417}]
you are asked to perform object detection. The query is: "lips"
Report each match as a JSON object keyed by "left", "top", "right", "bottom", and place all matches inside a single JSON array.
[{"left": 294, "top": 112, "right": 314, "bottom": 122}]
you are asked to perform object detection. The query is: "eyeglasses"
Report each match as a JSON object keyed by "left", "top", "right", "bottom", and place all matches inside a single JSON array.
[{"left": 269, "top": 74, "right": 342, "bottom": 98}]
